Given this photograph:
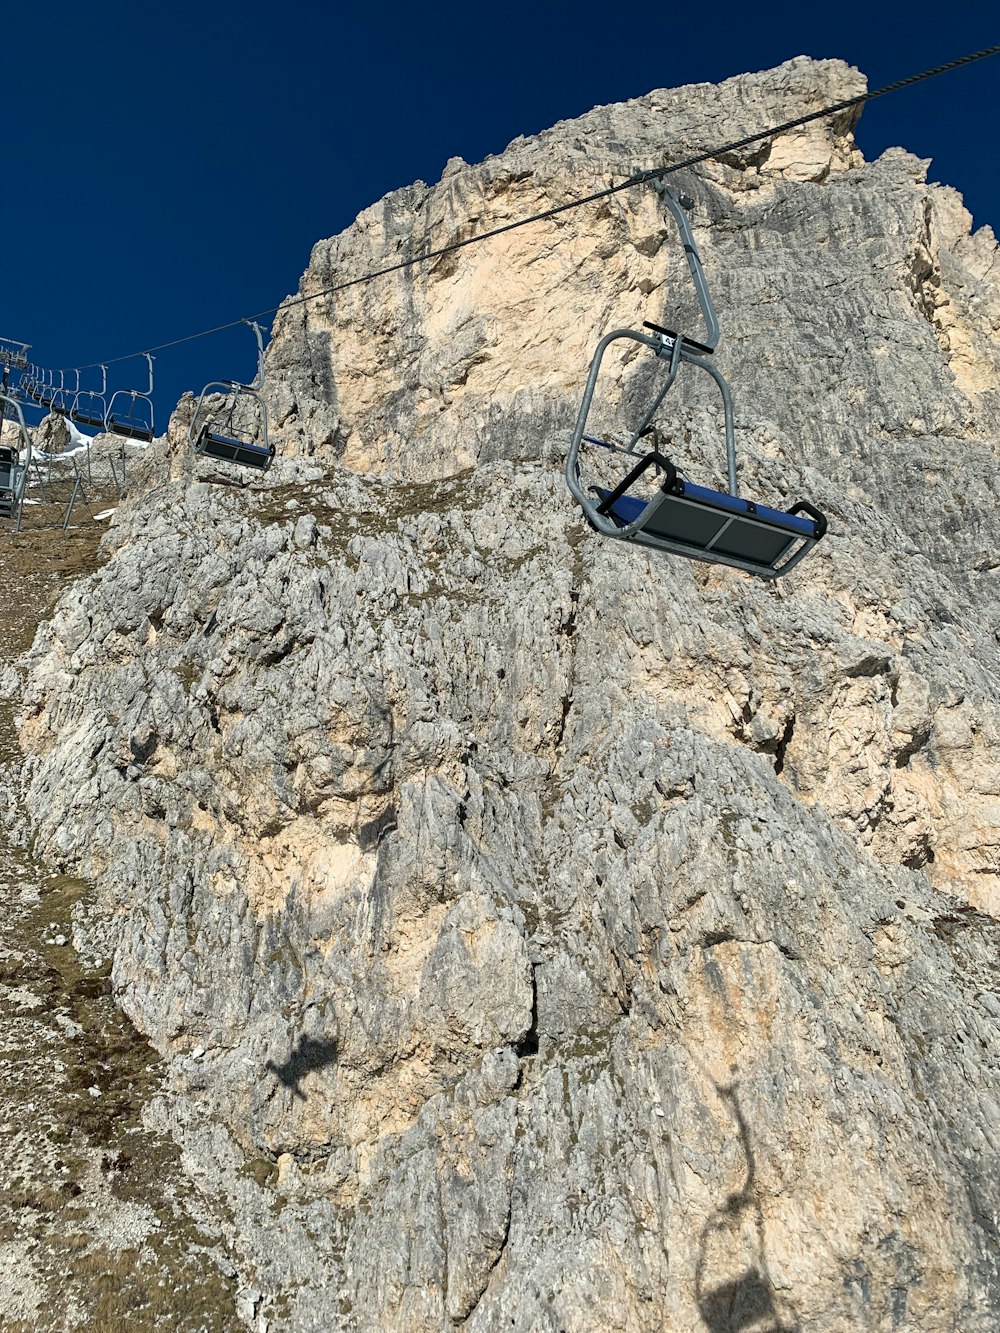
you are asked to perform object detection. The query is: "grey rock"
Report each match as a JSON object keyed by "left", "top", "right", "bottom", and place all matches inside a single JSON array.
[{"left": 15, "top": 56, "right": 1000, "bottom": 1333}]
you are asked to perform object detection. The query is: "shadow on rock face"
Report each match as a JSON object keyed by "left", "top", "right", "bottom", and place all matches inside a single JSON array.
[
  {"left": 264, "top": 1035, "right": 338, "bottom": 1102},
  {"left": 696, "top": 1078, "right": 800, "bottom": 1333},
  {"left": 698, "top": 1269, "right": 794, "bottom": 1333}
]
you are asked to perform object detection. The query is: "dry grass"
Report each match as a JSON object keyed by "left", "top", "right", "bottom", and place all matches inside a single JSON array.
[{"left": 0, "top": 506, "right": 241, "bottom": 1332}]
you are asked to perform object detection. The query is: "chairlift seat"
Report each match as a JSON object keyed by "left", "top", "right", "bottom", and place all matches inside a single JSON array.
[
  {"left": 73, "top": 410, "right": 105, "bottom": 428},
  {"left": 592, "top": 452, "right": 826, "bottom": 579},
  {"left": 196, "top": 428, "right": 274, "bottom": 470},
  {"left": 108, "top": 416, "right": 154, "bottom": 442}
]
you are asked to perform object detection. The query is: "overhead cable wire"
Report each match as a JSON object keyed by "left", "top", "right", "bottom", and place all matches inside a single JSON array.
[{"left": 49, "top": 42, "right": 1000, "bottom": 374}]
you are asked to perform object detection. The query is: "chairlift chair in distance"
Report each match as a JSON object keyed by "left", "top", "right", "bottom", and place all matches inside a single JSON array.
[
  {"left": 106, "top": 353, "right": 155, "bottom": 441},
  {"left": 72, "top": 365, "right": 108, "bottom": 429},
  {"left": 189, "top": 320, "right": 275, "bottom": 471},
  {"left": 51, "top": 370, "right": 77, "bottom": 417},
  {"left": 0, "top": 392, "right": 32, "bottom": 528},
  {"left": 565, "top": 183, "right": 826, "bottom": 580}
]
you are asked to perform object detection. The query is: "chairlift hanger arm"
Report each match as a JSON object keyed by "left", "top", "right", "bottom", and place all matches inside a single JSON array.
[
  {"left": 243, "top": 319, "right": 266, "bottom": 390},
  {"left": 655, "top": 184, "right": 720, "bottom": 352}
]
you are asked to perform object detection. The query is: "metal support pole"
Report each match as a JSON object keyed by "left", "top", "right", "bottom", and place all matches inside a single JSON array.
[{"left": 63, "top": 476, "right": 81, "bottom": 531}]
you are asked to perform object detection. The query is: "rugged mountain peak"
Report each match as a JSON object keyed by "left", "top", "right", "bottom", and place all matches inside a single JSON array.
[
  {"left": 14, "top": 58, "right": 1000, "bottom": 1331},
  {"left": 264, "top": 56, "right": 871, "bottom": 475}
]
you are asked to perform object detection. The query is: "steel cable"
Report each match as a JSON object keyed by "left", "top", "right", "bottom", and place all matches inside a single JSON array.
[{"left": 37, "top": 43, "right": 1000, "bottom": 376}]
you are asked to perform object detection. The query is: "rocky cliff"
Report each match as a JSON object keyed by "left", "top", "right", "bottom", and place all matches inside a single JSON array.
[{"left": 14, "top": 57, "right": 1000, "bottom": 1331}]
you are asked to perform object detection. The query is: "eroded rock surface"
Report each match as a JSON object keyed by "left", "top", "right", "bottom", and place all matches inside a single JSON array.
[
  {"left": 0, "top": 525, "right": 241, "bottom": 1332},
  {"left": 14, "top": 57, "right": 1000, "bottom": 1331}
]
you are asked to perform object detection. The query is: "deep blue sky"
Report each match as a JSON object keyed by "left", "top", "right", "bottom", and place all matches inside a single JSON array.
[{"left": 4, "top": 2, "right": 997, "bottom": 425}]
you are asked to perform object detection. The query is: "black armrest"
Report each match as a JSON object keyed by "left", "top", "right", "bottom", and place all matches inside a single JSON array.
[
  {"left": 789, "top": 500, "right": 828, "bottom": 539},
  {"left": 596, "top": 451, "right": 677, "bottom": 516},
  {"left": 642, "top": 320, "right": 715, "bottom": 357}
]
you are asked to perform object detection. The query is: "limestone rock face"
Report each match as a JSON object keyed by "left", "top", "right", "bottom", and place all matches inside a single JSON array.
[
  {"left": 264, "top": 57, "right": 869, "bottom": 479},
  {"left": 32, "top": 411, "right": 71, "bottom": 452},
  {"left": 17, "top": 57, "right": 1000, "bottom": 1331}
]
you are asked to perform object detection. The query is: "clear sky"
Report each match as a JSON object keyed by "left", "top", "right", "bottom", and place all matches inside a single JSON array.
[{"left": 3, "top": 1, "right": 997, "bottom": 424}]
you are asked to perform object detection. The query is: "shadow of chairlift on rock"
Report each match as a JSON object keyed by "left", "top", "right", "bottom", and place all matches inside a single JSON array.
[
  {"left": 264, "top": 1035, "right": 338, "bottom": 1102},
  {"left": 695, "top": 1079, "right": 801, "bottom": 1333}
]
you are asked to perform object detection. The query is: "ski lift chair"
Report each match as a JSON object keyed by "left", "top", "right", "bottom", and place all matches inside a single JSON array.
[
  {"left": 72, "top": 365, "right": 108, "bottom": 429},
  {"left": 565, "top": 184, "right": 826, "bottom": 580},
  {"left": 106, "top": 353, "right": 155, "bottom": 441},
  {"left": 190, "top": 321, "right": 275, "bottom": 471}
]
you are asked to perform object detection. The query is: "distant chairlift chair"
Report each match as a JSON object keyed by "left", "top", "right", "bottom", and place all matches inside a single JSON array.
[
  {"left": 106, "top": 353, "right": 155, "bottom": 441},
  {"left": 565, "top": 183, "right": 827, "bottom": 579},
  {"left": 189, "top": 320, "right": 275, "bottom": 471},
  {"left": 50, "top": 370, "right": 77, "bottom": 417},
  {"left": 72, "top": 365, "right": 108, "bottom": 429}
]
